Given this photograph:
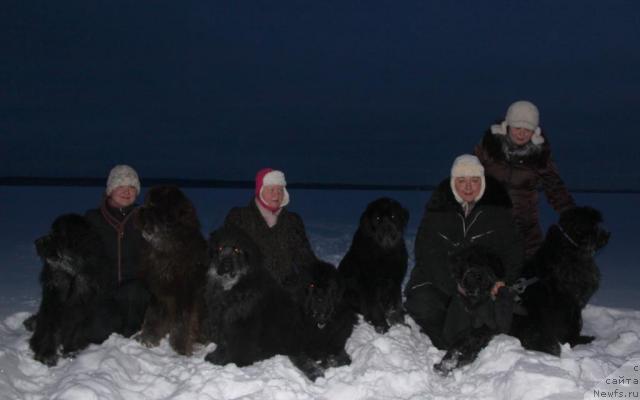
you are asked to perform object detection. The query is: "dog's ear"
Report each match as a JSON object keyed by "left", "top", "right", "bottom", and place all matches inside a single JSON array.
[
  {"left": 359, "top": 204, "right": 372, "bottom": 227},
  {"left": 333, "top": 270, "right": 347, "bottom": 300},
  {"left": 235, "top": 230, "right": 262, "bottom": 268},
  {"left": 180, "top": 200, "right": 200, "bottom": 226},
  {"left": 208, "top": 229, "right": 222, "bottom": 255},
  {"left": 401, "top": 205, "right": 409, "bottom": 226}
]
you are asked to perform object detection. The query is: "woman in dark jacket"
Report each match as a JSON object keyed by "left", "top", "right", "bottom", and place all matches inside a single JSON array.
[
  {"left": 223, "top": 168, "right": 317, "bottom": 287},
  {"left": 474, "top": 100, "right": 575, "bottom": 257},
  {"left": 404, "top": 155, "right": 524, "bottom": 350},
  {"left": 85, "top": 165, "right": 149, "bottom": 337}
]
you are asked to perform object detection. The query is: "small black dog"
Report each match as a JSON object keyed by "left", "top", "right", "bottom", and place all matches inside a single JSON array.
[
  {"left": 296, "top": 260, "right": 356, "bottom": 372},
  {"left": 511, "top": 206, "right": 610, "bottom": 355},
  {"left": 338, "top": 197, "right": 409, "bottom": 333},
  {"left": 29, "top": 214, "right": 120, "bottom": 366},
  {"left": 434, "top": 246, "right": 513, "bottom": 375}
]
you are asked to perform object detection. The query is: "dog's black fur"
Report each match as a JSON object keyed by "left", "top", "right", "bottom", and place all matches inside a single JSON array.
[
  {"left": 338, "top": 197, "right": 409, "bottom": 333},
  {"left": 202, "top": 227, "right": 354, "bottom": 381},
  {"left": 296, "top": 260, "right": 357, "bottom": 373},
  {"left": 511, "top": 206, "right": 610, "bottom": 356},
  {"left": 434, "top": 246, "right": 513, "bottom": 376},
  {"left": 29, "top": 214, "right": 120, "bottom": 366},
  {"left": 135, "top": 186, "right": 207, "bottom": 356}
]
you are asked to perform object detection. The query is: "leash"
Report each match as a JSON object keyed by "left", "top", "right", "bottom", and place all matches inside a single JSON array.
[
  {"left": 100, "top": 200, "right": 137, "bottom": 283},
  {"left": 510, "top": 277, "right": 539, "bottom": 294},
  {"left": 556, "top": 223, "right": 579, "bottom": 248}
]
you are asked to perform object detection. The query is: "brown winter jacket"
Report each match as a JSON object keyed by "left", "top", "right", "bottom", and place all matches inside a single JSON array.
[
  {"left": 223, "top": 199, "right": 317, "bottom": 286},
  {"left": 85, "top": 199, "right": 145, "bottom": 283},
  {"left": 474, "top": 129, "right": 575, "bottom": 257}
]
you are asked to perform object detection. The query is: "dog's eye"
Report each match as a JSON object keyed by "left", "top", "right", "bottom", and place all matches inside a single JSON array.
[
  {"left": 308, "top": 283, "right": 316, "bottom": 289},
  {"left": 233, "top": 247, "right": 241, "bottom": 254},
  {"left": 390, "top": 213, "right": 395, "bottom": 219},
  {"left": 217, "top": 246, "right": 223, "bottom": 252}
]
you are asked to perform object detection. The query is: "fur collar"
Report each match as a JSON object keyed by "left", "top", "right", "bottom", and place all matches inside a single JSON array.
[
  {"left": 428, "top": 176, "right": 512, "bottom": 212},
  {"left": 481, "top": 126, "right": 551, "bottom": 168}
]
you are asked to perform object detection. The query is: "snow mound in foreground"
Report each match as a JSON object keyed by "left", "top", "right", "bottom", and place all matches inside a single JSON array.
[{"left": 1, "top": 306, "right": 639, "bottom": 400}]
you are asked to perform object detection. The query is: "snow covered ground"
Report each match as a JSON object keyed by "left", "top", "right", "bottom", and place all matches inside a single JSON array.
[{"left": 0, "top": 186, "right": 638, "bottom": 400}]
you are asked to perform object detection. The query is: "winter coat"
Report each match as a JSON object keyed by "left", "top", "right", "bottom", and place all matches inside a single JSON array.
[
  {"left": 474, "top": 129, "right": 575, "bottom": 256},
  {"left": 223, "top": 199, "right": 317, "bottom": 286},
  {"left": 85, "top": 199, "right": 145, "bottom": 284},
  {"left": 404, "top": 177, "right": 525, "bottom": 347},
  {"left": 406, "top": 177, "right": 524, "bottom": 298}
]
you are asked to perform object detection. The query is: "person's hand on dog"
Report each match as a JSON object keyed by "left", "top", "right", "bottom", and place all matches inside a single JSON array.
[{"left": 491, "top": 281, "right": 506, "bottom": 299}]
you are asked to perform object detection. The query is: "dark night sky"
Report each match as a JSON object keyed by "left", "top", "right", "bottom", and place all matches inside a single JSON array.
[{"left": 3, "top": 1, "right": 640, "bottom": 188}]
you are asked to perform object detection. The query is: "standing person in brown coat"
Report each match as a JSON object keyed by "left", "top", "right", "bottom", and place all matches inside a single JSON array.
[
  {"left": 474, "top": 100, "right": 575, "bottom": 257},
  {"left": 223, "top": 168, "right": 317, "bottom": 288}
]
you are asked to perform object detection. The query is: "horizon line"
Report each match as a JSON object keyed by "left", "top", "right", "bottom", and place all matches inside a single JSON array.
[{"left": 1, "top": 177, "right": 639, "bottom": 194}]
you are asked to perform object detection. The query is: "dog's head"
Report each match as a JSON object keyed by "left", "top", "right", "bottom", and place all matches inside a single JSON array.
[
  {"left": 207, "top": 226, "right": 262, "bottom": 291},
  {"left": 359, "top": 197, "right": 409, "bottom": 249},
  {"left": 557, "top": 206, "right": 610, "bottom": 254},
  {"left": 35, "top": 214, "right": 97, "bottom": 275},
  {"left": 450, "top": 246, "right": 504, "bottom": 308},
  {"left": 136, "top": 186, "right": 200, "bottom": 244},
  {"left": 298, "top": 261, "right": 344, "bottom": 329}
]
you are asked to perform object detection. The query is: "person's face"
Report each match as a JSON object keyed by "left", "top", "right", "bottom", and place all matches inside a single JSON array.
[
  {"left": 262, "top": 185, "right": 285, "bottom": 209},
  {"left": 508, "top": 126, "right": 535, "bottom": 146},
  {"left": 108, "top": 185, "right": 138, "bottom": 208},
  {"left": 454, "top": 177, "right": 483, "bottom": 203}
]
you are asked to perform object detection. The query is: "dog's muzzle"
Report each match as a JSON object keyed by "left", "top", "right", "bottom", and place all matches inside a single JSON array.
[{"left": 218, "top": 256, "right": 235, "bottom": 276}]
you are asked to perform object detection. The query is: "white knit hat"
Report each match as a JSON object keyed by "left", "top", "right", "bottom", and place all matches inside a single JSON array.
[
  {"left": 106, "top": 165, "right": 140, "bottom": 195},
  {"left": 256, "top": 169, "right": 290, "bottom": 209},
  {"left": 450, "top": 154, "right": 486, "bottom": 203},
  {"left": 490, "top": 100, "right": 544, "bottom": 145}
]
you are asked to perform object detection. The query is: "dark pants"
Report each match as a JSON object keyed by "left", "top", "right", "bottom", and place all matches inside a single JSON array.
[
  {"left": 113, "top": 279, "right": 151, "bottom": 337},
  {"left": 404, "top": 283, "right": 452, "bottom": 350}
]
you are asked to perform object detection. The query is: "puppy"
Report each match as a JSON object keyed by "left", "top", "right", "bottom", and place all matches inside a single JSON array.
[
  {"left": 29, "top": 214, "right": 119, "bottom": 366},
  {"left": 135, "top": 186, "right": 207, "bottom": 356},
  {"left": 296, "top": 260, "right": 356, "bottom": 372},
  {"left": 511, "top": 206, "right": 610, "bottom": 355},
  {"left": 338, "top": 197, "right": 409, "bottom": 333},
  {"left": 434, "top": 246, "right": 513, "bottom": 375}
]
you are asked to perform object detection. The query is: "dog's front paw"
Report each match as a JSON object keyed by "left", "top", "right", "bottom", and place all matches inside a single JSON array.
[
  {"left": 23, "top": 314, "right": 38, "bottom": 332},
  {"left": 135, "top": 331, "right": 161, "bottom": 348},
  {"left": 434, "top": 349, "right": 461, "bottom": 377},
  {"left": 169, "top": 332, "right": 193, "bottom": 356},
  {"left": 321, "top": 350, "right": 351, "bottom": 368},
  {"left": 385, "top": 307, "right": 405, "bottom": 327},
  {"left": 204, "top": 346, "right": 230, "bottom": 365},
  {"left": 33, "top": 349, "right": 59, "bottom": 367},
  {"left": 374, "top": 323, "right": 390, "bottom": 334},
  {"left": 290, "top": 355, "right": 325, "bottom": 382},
  {"left": 569, "top": 335, "right": 595, "bottom": 347}
]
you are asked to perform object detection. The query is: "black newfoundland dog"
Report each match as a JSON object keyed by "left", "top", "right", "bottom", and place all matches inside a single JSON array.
[
  {"left": 434, "top": 246, "right": 514, "bottom": 376},
  {"left": 338, "top": 197, "right": 409, "bottom": 333},
  {"left": 135, "top": 186, "right": 208, "bottom": 356},
  {"left": 29, "top": 214, "right": 120, "bottom": 366},
  {"left": 202, "top": 227, "right": 355, "bottom": 381},
  {"left": 296, "top": 260, "right": 357, "bottom": 372},
  {"left": 511, "top": 206, "right": 610, "bottom": 356}
]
